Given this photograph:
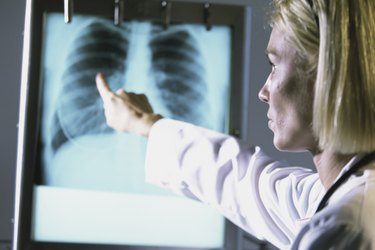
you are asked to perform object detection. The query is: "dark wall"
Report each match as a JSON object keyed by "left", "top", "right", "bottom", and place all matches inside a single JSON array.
[{"left": 0, "top": 0, "right": 26, "bottom": 245}]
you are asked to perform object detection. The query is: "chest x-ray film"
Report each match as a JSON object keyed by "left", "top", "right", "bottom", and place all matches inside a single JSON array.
[{"left": 33, "top": 13, "right": 232, "bottom": 247}]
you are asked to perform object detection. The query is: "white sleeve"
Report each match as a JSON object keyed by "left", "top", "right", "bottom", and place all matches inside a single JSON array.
[{"left": 145, "top": 119, "right": 323, "bottom": 249}]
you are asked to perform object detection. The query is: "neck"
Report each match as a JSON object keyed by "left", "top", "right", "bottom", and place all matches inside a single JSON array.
[{"left": 312, "top": 150, "right": 355, "bottom": 190}]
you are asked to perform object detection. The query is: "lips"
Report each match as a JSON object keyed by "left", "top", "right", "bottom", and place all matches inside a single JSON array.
[
  {"left": 268, "top": 119, "right": 273, "bottom": 129},
  {"left": 267, "top": 113, "right": 273, "bottom": 129}
]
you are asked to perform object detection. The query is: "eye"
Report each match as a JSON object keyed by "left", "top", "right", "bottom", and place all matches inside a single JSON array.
[{"left": 268, "top": 60, "right": 276, "bottom": 73}]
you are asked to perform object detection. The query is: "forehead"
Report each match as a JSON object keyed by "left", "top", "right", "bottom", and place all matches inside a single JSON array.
[{"left": 266, "top": 27, "right": 295, "bottom": 59}]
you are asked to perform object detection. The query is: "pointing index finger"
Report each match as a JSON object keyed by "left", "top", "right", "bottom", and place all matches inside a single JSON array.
[{"left": 96, "top": 73, "right": 114, "bottom": 101}]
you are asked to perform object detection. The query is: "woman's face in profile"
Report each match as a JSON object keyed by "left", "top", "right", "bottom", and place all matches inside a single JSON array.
[{"left": 258, "top": 26, "right": 316, "bottom": 152}]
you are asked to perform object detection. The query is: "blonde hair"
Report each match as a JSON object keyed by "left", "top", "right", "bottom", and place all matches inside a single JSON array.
[
  {"left": 271, "top": 0, "right": 375, "bottom": 154},
  {"left": 270, "top": 0, "right": 319, "bottom": 77}
]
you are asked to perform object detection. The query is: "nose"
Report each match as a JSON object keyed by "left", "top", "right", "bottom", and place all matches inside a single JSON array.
[{"left": 258, "top": 80, "right": 269, "bottom": 103}]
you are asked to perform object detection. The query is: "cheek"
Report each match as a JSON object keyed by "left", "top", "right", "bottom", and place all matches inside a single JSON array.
[
  {"left": 279, "top": 82, "right": 313, "bottom": 133},
  {"left": 275, "top": 72, "right": 312, "bottom": 123},
  {"left": 273, "top": 102, "right": 298, "bottom": 134},
  {"left": 272, "top": 107, "right": 310, "bottom": 151},
  {"left": 269, "top": 80, "right": 314, "bottom": 150},
  {"left": 269, "top": 83, "right": 289, "bottom": 124}
]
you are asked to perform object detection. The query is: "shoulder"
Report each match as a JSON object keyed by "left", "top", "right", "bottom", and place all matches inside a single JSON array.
[
  {"left": 292, "top": 171, "right": 375, "bottom": 249},
  {"left": 292, "top": 204, "right": 372, "bottom": 249},
  {"left": 292, "top": 218, "right": 371, "bottom": 249}
]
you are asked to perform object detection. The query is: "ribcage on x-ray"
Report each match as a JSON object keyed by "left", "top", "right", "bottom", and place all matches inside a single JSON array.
[
  {"left": 149, "top": 26, "right": 208, "bottom": 126},
  {"left": 51, "top": 20, "right": 129, "bottom": 152},
  {"left": 50, "top": 21, "right": 209, "bottom": 152}
]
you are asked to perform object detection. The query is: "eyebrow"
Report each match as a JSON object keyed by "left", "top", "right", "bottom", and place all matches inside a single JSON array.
[
  {"left": 265, "top": 49, "right": 279, "bottom": 59},
  {"left": 265, "top": 46, "right": 277, "bottom": 54}
]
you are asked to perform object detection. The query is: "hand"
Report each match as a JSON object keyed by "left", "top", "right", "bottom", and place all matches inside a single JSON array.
[{"left": 96, "top": 73, "right": 162, "bottom": 137}]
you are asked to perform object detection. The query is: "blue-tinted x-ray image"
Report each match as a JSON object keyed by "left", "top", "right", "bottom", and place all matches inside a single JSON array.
[
  {"left": 40, "top": 14, "right": 231, "bottom": 193},
  {"left": 35, "top": 13, "right": 232, "bottom": 246}
]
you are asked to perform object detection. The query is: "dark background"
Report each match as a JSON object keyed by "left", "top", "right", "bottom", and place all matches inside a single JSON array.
[{"left": 0, "top": 0, "right": 25, "bottom": 248}]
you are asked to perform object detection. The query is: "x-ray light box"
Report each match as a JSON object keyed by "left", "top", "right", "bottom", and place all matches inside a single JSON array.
[{"left": 14, "top": 0, "right": 251, "bottom": 249}]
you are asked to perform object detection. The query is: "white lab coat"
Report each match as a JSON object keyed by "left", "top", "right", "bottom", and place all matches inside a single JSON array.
[{"left": 144, "top": 119, "right": 375, "bottom": 249}]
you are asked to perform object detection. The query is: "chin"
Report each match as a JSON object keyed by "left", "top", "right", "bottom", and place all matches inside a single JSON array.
[
  {"left": 273, "top": 137, "right": 313, "bottom": 153},
  {"left": 274, "top": 142, "right": 292, "bottom": 152},
  {"left": 273, "top": 137, "right": 287, "bottom": 151},
  {"left": 273, "top": 136, "right": 305, "bottom": 152}
]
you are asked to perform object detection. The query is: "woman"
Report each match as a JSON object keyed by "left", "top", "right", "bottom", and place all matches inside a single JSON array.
[{"left": 96, "top": 0, "right": 375, "bottom": 248}]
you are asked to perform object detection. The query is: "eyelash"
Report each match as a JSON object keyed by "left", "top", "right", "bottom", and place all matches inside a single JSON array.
[{"left": 268, "top": 60, "right": 276, "bottom": 72}]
